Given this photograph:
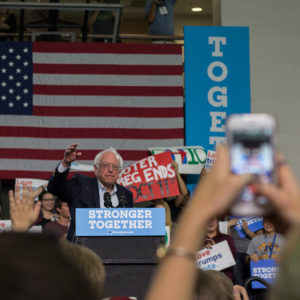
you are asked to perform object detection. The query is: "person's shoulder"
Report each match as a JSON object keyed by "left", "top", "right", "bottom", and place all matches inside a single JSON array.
[
  {"left": 252, "top": 234, "right": 264, "bottom": 243},
  {"left": 72, "top": 173, "right": 95, "bottom": 182}
]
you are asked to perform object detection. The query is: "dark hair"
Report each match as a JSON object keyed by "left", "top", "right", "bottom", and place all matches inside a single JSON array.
[
  {"left": 38, "top": 191, "right": 55, "bottom": 201},
  {"left": 0, "top": 233, "right": 98, "bottom": 300}
]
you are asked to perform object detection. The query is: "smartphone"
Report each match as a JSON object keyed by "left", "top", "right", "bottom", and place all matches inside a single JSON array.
[{"left": 226, "top": 113, "right": 277, "bottom": 216}]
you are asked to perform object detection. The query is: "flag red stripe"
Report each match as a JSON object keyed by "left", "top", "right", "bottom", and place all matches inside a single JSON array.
[
  {"left": 0, "top": 170, "right": 94, "bottom": 180},
  {"left": 33, "top": 42, "right": 183, "bottom": 54},
  {"left": 0, "top": 149, "right": 150, "bottom": 161},
  {"left": 33, "top": 106, "right": 183, "bottom": 118},
  {"left": 33, "top": 85, "right": 183, "bottom": 96},
  {"left": 33, "top": 64, "right": 183, "bottom": 75},
  {"left": 0, "top": 127, "right": 184, "bottom": 139}
]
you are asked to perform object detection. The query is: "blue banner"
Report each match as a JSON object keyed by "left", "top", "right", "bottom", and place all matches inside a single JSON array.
[
  {"left": 75, "top": 208, "right": 165, "bottom": 236},
  {"left": 184, "top": 26, "right": 251, "bottom": 152},
  {"left": 232, "top": 217, "right": 263, "bottom": 238},
  {"left": 250, "top": 259, "right": 279, "bottom": 289}
]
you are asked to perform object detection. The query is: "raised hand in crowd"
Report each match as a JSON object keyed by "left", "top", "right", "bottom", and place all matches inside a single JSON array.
[
  {"left": 33, "top": 183, "right": 48, "bottom": 199},
  {"left": 256, "top": 156, "right": 300, "bottom": 228},
  {"left": 171, "top": 160, "right": 189, "bottom": 207},
  {"left": 9, "top": 184, "right": 41, "bottom": 231},
  {"left": 62, "top": 143, "right": 82, "bottom": 168},
  {"left": 233, "top": 285, "right": 249, "bottom": 300},
  {"left": 145, "top": 145, "right": 252, "bottom": 300}
]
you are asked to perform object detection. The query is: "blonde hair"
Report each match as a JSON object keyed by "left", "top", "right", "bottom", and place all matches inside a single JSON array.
[{"left": 60, "top": 242, "right": 106, "bottom": 300}]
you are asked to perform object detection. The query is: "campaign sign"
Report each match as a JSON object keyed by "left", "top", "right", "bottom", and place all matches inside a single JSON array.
[
  {"left": 184, "top": 26, "right": 251, "bottom": 152},
  {"left": 205, "top": 150, "right": 216, "bottom": 171},
  {"left": 117, "top": 152, "right": 180, "bottom": 203},
  {"left": 250, "top": 259, "right": 279, "bottom": 289},
  {"left": 233, "top": 217, "right": 263, "bottom": 238},
  {"left": 15, "top": 178, "right": 48, "bottom": 191},
  {"left": 149, "top": 146, "right": 207, "bottom": 174},
  {"left": 15, "top": 178, "right": 48, "bottom": 201},
  {"left": 0, "top": 220, "right": 42, "bottom": 233},
  {"left": 196, "top": 240, "right": 236, "bottom": 271},
  {"left": 75, "top": 208, "right": 165, "bottom": 236}
]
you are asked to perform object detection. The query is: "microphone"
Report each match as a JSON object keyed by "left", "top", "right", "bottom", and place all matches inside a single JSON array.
[
  {"left": 104, "top": 192, "right": 113, "bottom": 208},
  {"left": 118, "top": 193, "right": 128, "bottom": 208}
]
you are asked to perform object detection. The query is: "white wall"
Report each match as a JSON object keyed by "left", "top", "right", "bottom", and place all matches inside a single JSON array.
[{"left": 221, "top": 0, "right": 300, "bottom": 181}]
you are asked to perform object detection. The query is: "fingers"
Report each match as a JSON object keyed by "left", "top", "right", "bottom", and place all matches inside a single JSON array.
[
  {"left": 8, "top": 190, "right": 15, "bottom": 210},
  {"left": 33, "top": 201, "right": 42, "bottom": 222},
  {"left": 276, "top": 159, "right": 299, "bottom": 190},
  {"left": 233, "top": 285, "right": 249, "bottom": 300}
]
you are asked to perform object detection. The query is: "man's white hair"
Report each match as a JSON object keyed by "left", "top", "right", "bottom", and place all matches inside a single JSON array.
[{"left": 93, "top": 147, "right": 123, "bottom": 168}]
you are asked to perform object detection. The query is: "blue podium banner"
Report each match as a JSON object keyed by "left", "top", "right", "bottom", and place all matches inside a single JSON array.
[
  {"left": 184, "top": 26, "right": 251, "bottom": 152},
  {"left": 75, "top": 208, "right": 165, "bottom": 236}
]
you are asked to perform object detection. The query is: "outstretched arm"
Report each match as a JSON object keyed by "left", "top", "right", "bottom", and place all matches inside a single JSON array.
[
  {"left": 145, "top": 146, "right": 252, "bottom": 300},
  {"left": 171, "top": 160, "right": 189, "bottom": 207}
]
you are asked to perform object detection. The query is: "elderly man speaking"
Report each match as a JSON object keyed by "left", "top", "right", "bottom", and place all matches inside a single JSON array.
[{"left": 48, "top": 143, "right": 133, "bottom": 241}]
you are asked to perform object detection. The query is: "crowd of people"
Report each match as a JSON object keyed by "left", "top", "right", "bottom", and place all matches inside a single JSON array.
[
  {"left": 0, "top": 0, "right": 177, "bottom": 42},
  {"left": 2, "top": 143, "right": 300, "bottom": 300}
]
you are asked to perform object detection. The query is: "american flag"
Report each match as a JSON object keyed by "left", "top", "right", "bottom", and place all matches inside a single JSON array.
[{"left": 0, "top": 42, "right": 184, "bottom": 179}]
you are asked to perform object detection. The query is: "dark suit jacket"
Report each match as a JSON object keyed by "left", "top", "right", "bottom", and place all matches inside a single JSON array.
[{"left": 48, "top": 167, "right": 133, "bottom": 241}]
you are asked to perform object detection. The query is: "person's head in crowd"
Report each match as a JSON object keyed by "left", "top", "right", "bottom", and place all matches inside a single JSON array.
[
  {"left": 153, "top": 199, "right": 172, "bottom": 228},
  {"left": 60, "top": 241, "right": 106, "bottom": 299},
  {"left": 263, "top": 217, "right": 276, "bottom": 235},
  {"left": 55, "top": 198, "right": 70, "bottom": 220},
  {"left": 0, "top": 232, "right": 98, "bottom": 300},
  {"left": 39, "top": 190, "right": 56, "bottom": 214},
  {"left": 93, "top": 147, "right": 123, "bottom": 189},
  {"left": 206, "top": 218, "right": 220, "bottom": 237},
  {"left": 195, "top": 270, "right": 234, "bottom": 300}
]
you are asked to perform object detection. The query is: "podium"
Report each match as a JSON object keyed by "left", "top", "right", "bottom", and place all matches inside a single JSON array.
[{"left": 75, "top": 235, "right": 164, "bottom": 299}]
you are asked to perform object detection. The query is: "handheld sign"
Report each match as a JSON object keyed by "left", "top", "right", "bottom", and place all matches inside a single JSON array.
[
  {"left": 117, "top": 152, "right": 180, "bottom": 203},
  {"left": 76, "top": 208, "right": 165, "bottom": 237},
  {"left": 196, "top": 240, "right": 236, "bottom": 271},
  {"left": 233, "top": 217, "right": 263, "bottom": 238},
  {"left": 205, "top": 150, "right": 216, "bottom": 171},
  {"left": 0, "top": 220, "right": 41, "bottom": 233},
  {"left": 250, "top": 259, "right": 279, "bottom": 289},
  {"left": 149, "top": 146, "right": 207, "bottom": 174}
]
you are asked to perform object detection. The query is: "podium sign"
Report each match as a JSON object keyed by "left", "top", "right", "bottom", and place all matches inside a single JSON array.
[
  {"left": 250, "top": 259, "right": 279, "bottom": 289},
  {"left": 76, "top": 208, "right": 165, "bottom": 237}
]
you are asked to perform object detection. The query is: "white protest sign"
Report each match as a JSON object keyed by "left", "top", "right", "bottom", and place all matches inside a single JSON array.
[
  {"left": 196, "top": 240, "right": 236, "bottom": 271},
  {"left": 0, "top": 220, "right": 42, "bottom": 233},
  {"left": 15, "top": 178, "right": 48, "bottom": 201},
  {"left": 0, "top": 220, "right": 12, "bottom": 232},
  {"left": 205, "top": 150, "right": 216, "bottom": 171},
  {"left": 149, "top": 146, "right": 207, "bottom": 174},
  {"left": 15, "top": 178, "right": 48, "bottom": 190}
]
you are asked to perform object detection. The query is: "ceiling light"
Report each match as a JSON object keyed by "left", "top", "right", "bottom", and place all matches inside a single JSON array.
[{"left": 191, "top": 7, "right": 203, "bottom": 12}]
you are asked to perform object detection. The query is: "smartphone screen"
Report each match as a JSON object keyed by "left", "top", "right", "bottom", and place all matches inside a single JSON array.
[{"left": 229, "top": 127, "right": 275, "bottom": 215}]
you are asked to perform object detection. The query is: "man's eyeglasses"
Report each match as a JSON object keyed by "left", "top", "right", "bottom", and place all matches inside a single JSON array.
[{"left": 98, "top": 163, "right": 121, "bottom": 172}]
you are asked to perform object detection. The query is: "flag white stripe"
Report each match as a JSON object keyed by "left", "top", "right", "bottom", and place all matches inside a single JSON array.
[
  {"left": 33, "top": 74, "right": 183, "bottom": 87},
  {"left": 0, "top": 159, "right": 136, "bottom": 171},
  {"left": 33, "top": 53, "right": 182, "bottom": 66},
  {"left": 0, "top": 116, "right": 183, "bottom": 129},
  {"left": 0, "top": 138, "right": 184, "bottom": 150},
  {"left": 33, "top": 95, "right": 183, "bottom": 107}
]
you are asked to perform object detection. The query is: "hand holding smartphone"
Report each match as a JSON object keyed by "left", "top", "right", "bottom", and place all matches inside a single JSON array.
[{"left": 226, "top": 113, "right": 277, "bottom": 216}]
